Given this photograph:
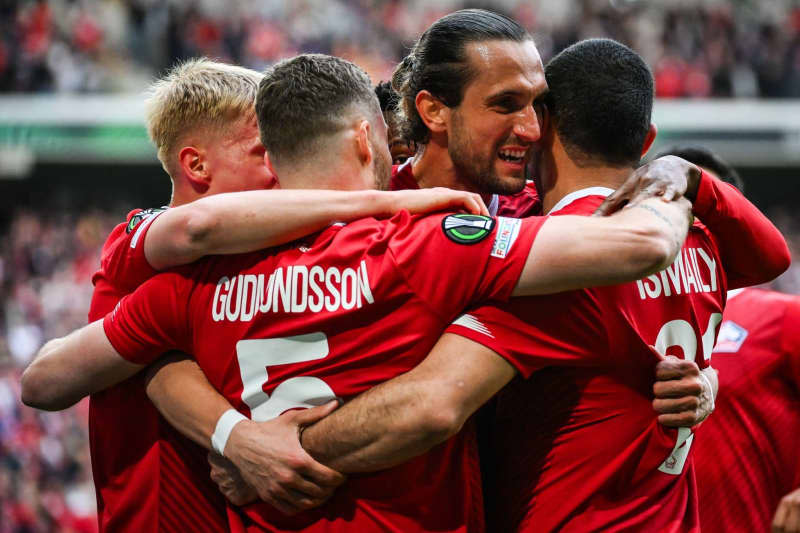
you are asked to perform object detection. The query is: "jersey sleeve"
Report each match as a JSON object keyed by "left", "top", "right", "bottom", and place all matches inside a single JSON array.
[
  {"left": 782, "top": 296, "right": 800, "bottom": 391},
  {"left": 103, "top": 270, "right": 192, "bottom": 365},
  {"left": 99, "top": 208, "right": 166, "bottom": 293},
  {"left": 445, "top": 293, "right": 602, "bottom": 379},
  {"left": 692, "top": 171, "right": 790, "bottom": 289},
  {"left": 388, "top": 213, "right": 546, "bottom": 320}
]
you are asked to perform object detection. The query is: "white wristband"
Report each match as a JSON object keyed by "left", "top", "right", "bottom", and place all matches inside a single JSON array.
[
  {"left": 698, "top": 371, "right": 715, "bottom": 412},
  {"left": 211, "top": 409, "right": 248, "bottom": 456}
]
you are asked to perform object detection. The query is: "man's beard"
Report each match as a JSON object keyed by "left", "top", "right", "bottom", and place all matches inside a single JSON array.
[
  {"left": 449, "top": 116, "right": 526, "bottom": 196},
  {"left": 372, "top": 141, "right": 393, "bottom": 191}
]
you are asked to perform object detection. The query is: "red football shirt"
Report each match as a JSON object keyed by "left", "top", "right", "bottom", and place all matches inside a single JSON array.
[
  {"left": 88, "top": 208, "right": 228, "bottom": 533},
  {"left": 694, "top": 288, "right": 800, "bottom": 533},
  {"left": 103, "top": 211, "right": 544, "bottom": 533},
  {"left": 447, "top": 191, "right": 727, "bottom": 533},
  {"left": 390, "top": 161, "right": 541, "bottom": 217}
]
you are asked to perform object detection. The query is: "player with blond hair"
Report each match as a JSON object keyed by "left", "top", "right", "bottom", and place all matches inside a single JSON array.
[{"left": 57, "top": 57, "right": 488, "bottom": 532}]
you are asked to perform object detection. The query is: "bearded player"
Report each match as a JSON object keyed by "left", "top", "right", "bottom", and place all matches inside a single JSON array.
[
  {"left": 658, "top": 145, "right": 800, "bottom": 533},
  {"left": 23, "top": 52, "right": 702, "bottom": 532},
  {"left": 48, "top": 57, "right": 490, "bottom": 532},
  {"left": 296, "top": 40, "right": 791, "bottom": 532}
]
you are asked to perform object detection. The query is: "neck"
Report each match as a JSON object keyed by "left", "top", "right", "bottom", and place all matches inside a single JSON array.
[
  {"left": 540, "top": 139, "right": 633, "bottom": 213},
  {"left": 412, "top": 141, "right": 494, "bottom": 205}
]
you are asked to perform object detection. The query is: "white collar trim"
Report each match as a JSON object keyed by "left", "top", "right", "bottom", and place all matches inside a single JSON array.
[{"left": 548, "top": 187, "right": 616, "bottom": 214}]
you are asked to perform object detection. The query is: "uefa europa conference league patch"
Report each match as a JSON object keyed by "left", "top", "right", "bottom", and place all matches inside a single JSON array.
[{"left": 442, "top": 214, "right": 496, "bottom": 244}]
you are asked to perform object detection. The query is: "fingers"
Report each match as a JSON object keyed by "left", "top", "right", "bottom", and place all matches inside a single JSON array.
[
  {"left": 774, "top": 490, "right": 800, "bottom": 533},
  {"left": 657, "top": 411, "right": 702, "bottom": 428},
  {"left": 652, "top": 395, "right": 700, "bottom": 415},
  {"left": 653, "top": 377, "right": 703, "bottom": 399},
  {"left": 289, "top": 400, "right": 340, "bottom": 426},
  {"left": 655, "top": 356, "right": 700, "bottom": 381},
  {"left": 594, "top": 186, "right": 629, "bottom": 216}
]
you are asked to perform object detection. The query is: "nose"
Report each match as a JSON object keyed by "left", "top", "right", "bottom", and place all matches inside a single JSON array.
[{"left": 513, "top": 105, "right": 542, "bottom": 143}]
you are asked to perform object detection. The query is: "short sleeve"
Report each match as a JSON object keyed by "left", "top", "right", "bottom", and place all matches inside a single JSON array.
[
  {"left": 446, "top": 290, "right": 603, "bottom": 379},
  {"left": 103, "top": 270, "right": 192, "bottom": 365},
  {"left": 388, "top": 213, "right": 546, "bottom": 320},
  {"left": 100, "top": 208, "right": 166, "bottom": 293}
]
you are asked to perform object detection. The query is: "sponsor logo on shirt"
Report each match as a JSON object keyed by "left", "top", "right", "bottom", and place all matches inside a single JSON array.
[
  {"left": 713, "top": 320, "right": 748, "bottom": 353},
  {"left": 442, "top": 214, "right": 495, "bottom": 245},
  {"left": 212, "top": 260, "right": 374, "bottom": 321},
  {"left": 635, "top": 246, "right": 718, "bottom": 300},
  {"left": 491, "top": 217, "right": 521, "bottom": 259}
]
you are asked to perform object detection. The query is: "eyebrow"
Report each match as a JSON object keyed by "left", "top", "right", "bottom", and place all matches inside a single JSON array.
[{"left": 485, "top": 90, "right": 527, "bottom": 104}]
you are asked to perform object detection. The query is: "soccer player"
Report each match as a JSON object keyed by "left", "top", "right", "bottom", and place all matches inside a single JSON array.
[
  {"left": 375, "top": 81, "right": 416, "bottom": 165},
  {"left": 65, "top": 58, "right": 491, "bottom": 531},
  {"left": 23, "top": 53, "right": 697, "bottom": 533},
  {"left": 658, "top": 146, "right": 800, "bottom": 533},
  {"left": 387, "top": 9, "right": 542, "bottom": 217},
  {"left": 295, "top": 41, "right": 791, "bottom": 532}
]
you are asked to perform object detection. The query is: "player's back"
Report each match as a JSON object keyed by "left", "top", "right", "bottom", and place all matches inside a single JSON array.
[
  {"left": 694, "top": 288, "right": 800, "bottom": 533},
  {"left": 105, "top": 210, "right": 543, "bottom": 533},
  {"left": 455, "top": 192, "right": 725, "bottom": 533}
]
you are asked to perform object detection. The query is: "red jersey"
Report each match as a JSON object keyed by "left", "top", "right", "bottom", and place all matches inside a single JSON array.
[
  {"left": 694, "top": 288, "right": 800, "bottom": 533},
  {"left": 89, "top": 208, "right": 228, "bottom": 533},
  {"left": 390, "top": 161, "right": 541, "bottom": 217},
  {"left": 103, "top": 211, "right": 545, "bottom": 533},
  {"left": 447, "top": 191, "right": 727, "bottom": 533}
]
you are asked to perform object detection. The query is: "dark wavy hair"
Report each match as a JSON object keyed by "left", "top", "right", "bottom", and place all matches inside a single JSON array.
[{"left": 391, "top": 9, "right": 530, "bottom": 145}]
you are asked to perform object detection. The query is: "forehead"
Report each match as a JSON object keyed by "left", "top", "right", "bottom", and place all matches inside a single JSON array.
[{"left": 462, "top": 39, "right": 546, "bottom": 100}]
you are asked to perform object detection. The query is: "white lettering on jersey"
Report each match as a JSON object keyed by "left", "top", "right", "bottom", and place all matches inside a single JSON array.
[
  {"left": 635, "top": 246, "right": 718, "bottom": 300},
  {"left": 211, "top": 260, "right": 374, "bottom": 322}
]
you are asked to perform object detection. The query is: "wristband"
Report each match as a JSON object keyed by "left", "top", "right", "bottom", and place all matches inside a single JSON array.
[
  {"left": 211, "top": 409, "right": 248, "bottom": 456},
  {"left": 698, "top": 371, "right": 715, "bottom": 412}
]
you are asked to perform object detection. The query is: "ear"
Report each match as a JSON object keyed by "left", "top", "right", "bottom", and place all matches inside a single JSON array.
[
  {"left": 415, "top": 90, "right": 449, "bottom": 135},
  {"left": 178, "top": 146, "right": 210, "bottom": 194},
  {"left": 355, "top": 120, "right": 373, "bottom": 167},
  {"left": 263, "top": 151, "right": 280, "bottom": 188},
  {"left": 641, "top": 123, "right": 658, "bottom": 157}
]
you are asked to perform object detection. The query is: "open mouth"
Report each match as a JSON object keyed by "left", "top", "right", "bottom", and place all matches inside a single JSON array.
[{"left": 498, "top": 148, "right": 526, "bottom": 164}]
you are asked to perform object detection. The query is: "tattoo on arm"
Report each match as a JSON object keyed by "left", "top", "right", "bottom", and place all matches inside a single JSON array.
[{"left": 632, "top": 203, "right": 674, "bottom": 229}]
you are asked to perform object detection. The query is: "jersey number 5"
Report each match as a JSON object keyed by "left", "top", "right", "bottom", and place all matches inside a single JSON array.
[
  {"left": 235, "top": 332, "right": 337, "bottom": 421},
  {"left": 654, "top": 313, "right": 722, "bottom": 475}
]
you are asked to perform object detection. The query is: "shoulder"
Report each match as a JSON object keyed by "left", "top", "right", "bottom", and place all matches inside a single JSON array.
[{"left": 390, "top": 160, "right": 418, "bottom": 191}]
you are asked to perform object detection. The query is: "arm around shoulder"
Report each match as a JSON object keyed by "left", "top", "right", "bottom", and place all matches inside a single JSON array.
[{"left": 514, "top": 196, "right": 692, "bottom": 296}]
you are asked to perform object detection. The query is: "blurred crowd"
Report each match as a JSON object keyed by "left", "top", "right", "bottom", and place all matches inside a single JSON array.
[
  {"left": 0, "top": 209, "right": 122, "bottom": 532},
  {"left": 1, "top": 0, "right": 799, "bottom": 97}
]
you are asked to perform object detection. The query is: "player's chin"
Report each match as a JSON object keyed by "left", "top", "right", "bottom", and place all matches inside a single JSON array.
[{"left": 492, "top": 166, "right": 527, "bottom": 194}]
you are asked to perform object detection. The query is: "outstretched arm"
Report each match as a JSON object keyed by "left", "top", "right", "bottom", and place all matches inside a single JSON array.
[
  {"left": 513, "top": 195, "right": 692, "bottom": 296},
  {"left": 301, "top": 334, "right": 515, "bottom": 472},
  {"left": 21, "top": 320, "right": 143, "bottom": 411},
  {"left": 145, "top": 188, "right": 487, "bottom": 269}
]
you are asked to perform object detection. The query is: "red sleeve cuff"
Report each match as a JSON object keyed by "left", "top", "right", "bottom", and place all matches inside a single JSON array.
[
  {"left": 103, "top": 305, "right": 157, "bottom": 366},
  {"left": 691, "top": 170, "right": 717, "bottom": 219}
]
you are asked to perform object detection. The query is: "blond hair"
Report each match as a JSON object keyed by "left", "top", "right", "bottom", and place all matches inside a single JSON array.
[{"left": 145, "top": 58, "right": 262, "bottom": 176}]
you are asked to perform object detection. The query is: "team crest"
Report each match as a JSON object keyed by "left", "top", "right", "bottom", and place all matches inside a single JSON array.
[
  {"left": 713, "top": 320, "right": 748, "bottom": 353},
  {"left": 442, "top": 214, "right": 495, "bottom": 244}
]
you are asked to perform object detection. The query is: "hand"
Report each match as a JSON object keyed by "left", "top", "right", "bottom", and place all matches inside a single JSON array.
[
  {"left": 386, "top": 188, "right": 489, "bottom": 217},
  {"left": 208, "top": 452, "right": 258, "bottom": 506},
  {"left": 652, "top": 355, "right": 714, "bottom": 427},
  {"left": 223, "top": 400, "right": 346, "bottom": 515},
  {"left": 773, "top": 487, "right": 800, "bottom": 533},
  {"left": 594, "top": 156, "right": 702, "bottom": 216}
]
